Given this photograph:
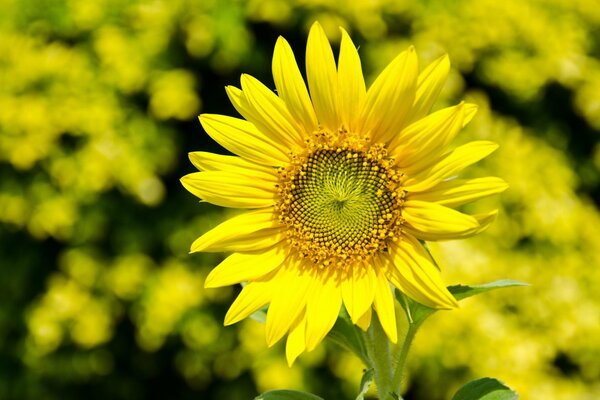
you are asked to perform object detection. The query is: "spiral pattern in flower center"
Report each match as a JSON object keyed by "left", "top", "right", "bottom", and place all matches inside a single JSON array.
[{"left": 277, "top": 148, "right": 403, "bottom": 267}]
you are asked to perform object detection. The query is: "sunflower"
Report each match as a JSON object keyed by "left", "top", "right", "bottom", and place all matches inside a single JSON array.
[{"left": 181, "top": 22, "right": 507, "bottom": 366}]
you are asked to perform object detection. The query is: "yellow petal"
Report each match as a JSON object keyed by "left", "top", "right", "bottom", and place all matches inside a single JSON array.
[
  {"left": 359, "top": 46, "right": 418, "bottom": 144},
  {"left": 272, "top": 36, "right": 318, "bottom": 134},
  {"left": 305, "top": 270, "right": 342, "bottom": 351},
  {"left": 224, "top": 281, "right": 271, "bottom": 325},
  {"left": 337, "top": 27, "right": 366, "bottom": 133},
  {"left": 225, "top": 84, "right": 247, "bottom": 117},
  {"left": 188, "top": 151, "right": 276, "bottom": 177},
  {"left": 407, "top": 177, "right": 509, "bottom": 208},
  {"left": 199, "top": 113, "right": 289, "bottom": 166},
  {"left": 286, "top": 312, "right": 307, "bottom": 366},
  {"left": 265, "top": 259, "right": 311, "bottom": 346},
  {"left": 471, "top": 210, "right": 499, "bottom": 234},
  {"left": 240, "top": 74, "right": 304, "bottom": 148},
  {"left": 202, "top": 228, "right": 283, "bottom": 253},
  {"left": 403, "top": 200, "right": 480, "bottom": 238},
  {"left": 355, "top": 307, "right": 372, "bottom": 331},
  {"left": 387, "top": 236, "right": 457, "bottom": 309},
  {"left": 373, "top": 267, "right": 397, "bottom": 343},
  {"left": 341, "top": 263, "right": 376, "bottom": 323},
  {"left": 390, "top": 103, "right": 467, "bottom": 167},
  {"left": 407, "top": 54, "right": 450, "bottom": 123},
  {"left": 403, "top": 141, "right": 499, "bottom": 192},
  {"left": 191, "top": 208, "right": 283, "bottom": 253},
  {"left": 404, "top": 209, "right": 499, "bottom": 241},
  {"left": 306, "top": 21, "right": 340, "bottom": 131},
  {"left": 462, "top": 103, "right": 478, "bottom": 127},
  {"left": 180, "top": 171, "right": 275, "bottom": 208},
  {"left": 204, "top": 245, "right": 287, "bottom": 288}
]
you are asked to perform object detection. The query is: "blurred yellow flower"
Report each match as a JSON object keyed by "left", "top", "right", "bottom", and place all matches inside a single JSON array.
[{"left": 181, "top": 22, "right": 506, "bottom": 366}]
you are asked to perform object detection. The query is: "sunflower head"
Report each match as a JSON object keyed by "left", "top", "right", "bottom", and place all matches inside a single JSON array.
[
  {"left": 276, "top": 143, "right": 404, "bottom": 268},
  {"left": 181, "top": 22, "right": 507, "bottom": 366}
]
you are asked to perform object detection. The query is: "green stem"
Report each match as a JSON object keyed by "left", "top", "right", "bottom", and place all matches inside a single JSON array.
[
  {"left": 365, "top": 315, "right": 394, "bottom": 400},
  {"left": 391, "top": 321, "right": 421, "bottom": 396}
]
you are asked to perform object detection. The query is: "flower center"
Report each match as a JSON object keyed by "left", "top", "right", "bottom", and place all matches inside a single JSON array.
[{"left": 277, "top": 147, "right": 403, "bottom": 267}]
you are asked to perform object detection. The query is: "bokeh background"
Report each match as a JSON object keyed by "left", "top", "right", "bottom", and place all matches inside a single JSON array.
[{"left": 1, "top": 0, "right": 600, "bottom": 399}]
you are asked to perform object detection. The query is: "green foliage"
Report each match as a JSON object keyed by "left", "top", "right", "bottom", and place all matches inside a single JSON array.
[
  {"left": 255, "top": 390, "right": 324, "bottom": 400},
  {"left": 452, "top": 378, "right": 518, "bottom": 400},
  {"left": 326, "top": 308, "right": 370, "bottom": 366},
  {"left": 397, "top": 280, "right": 528, "bottom": 325},
  {"left": 355, "top": 368, "right": 374, "bottom": 400}
]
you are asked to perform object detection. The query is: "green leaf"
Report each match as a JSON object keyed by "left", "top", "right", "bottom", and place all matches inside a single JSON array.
[
  {"left": 448, "top": 280, "right": 528, "bottom": 301},
  {"left": 355, "top": 368, "right": 374, "bottom": 400},
  {"left": 396, "top": 280, "right": 528, "bottom": 326},
  {"left": 452, "top": 377, "right": 518, "bottom": 400},
  {"left": 396, "top": 289, "right": 435, "bottom": 326},
  {"left": 326, "top": 307, "right": 370, "bottom": 365},
  {"left": 254, "top": 390, "right": 324, "bottom": 400}
]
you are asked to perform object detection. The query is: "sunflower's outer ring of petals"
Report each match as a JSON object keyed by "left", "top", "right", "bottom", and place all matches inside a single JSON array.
[
  {"left": 181, "top": 171, "right": 275, "bottom": 209},
  {"left": 472, "top": 210, "right": 499, "bottom": 233},
  {"left": 407, "top": 54, "right": 450, "bottom": 123},
  {"left": 404, "top": 210, "right": 499, "bottom": 241},
  {"left": 199, "top": 113, "right": 290, "bottom": 166},
  {"left": 224, "top": 281, "right": 271, "bottom": 326},
  {"left": 188, "top": 153, "right": 278, "bottom": 184},
  {"left": 390, "top": 102, "right": 467, "bottom": 167},
  {"left": 191, "top": 208, "right": 283, "bottom": 253},
  {"left": 266, "top": 258, "right": 312, "bottom": 347},
  {"left": 225, "top": 83, "right": 299, "bottom": 150},
  {"left": 402, "top": 200, "right": 480, "bottom": 238},
  {"left": 359, "top": 46, "right": 418, "bottom": 144},
  {"left": 199, "top": 228, "right": 284, "bottom": 253},
  {"left": 372, "top": 266, "right": 398, "bottom": 343},
  {"left": 306, "top": 21, "right": 340, "bottom": 132},
  {"left": 337, "top": 27, "right": 366, "bottom": 133},
  {"left": 462, "top": 103, "right": 478, "bottom": 127},
  {"left": 225, "top": 85, "right": 249, "bottom": 117},
  {"left": 285, "top": 311, "right": 307, "bottom": 366},
  {"left": 204, "top": 245, "right": 287, "bottom": 288},
  {"left": 355, "top": 307, "right": 372, "bottom": 331},
  {"left": 272, "top": 36, "right": 318, "bottom": 135},
  {"left": 189, "top": 151, "right": 277, "bottom": 177},
  {"left": 305, "top": 269, "right": 342, "bottom": 351},
  {"left": 407, "top": 177, "right": 509, "bottom": 208},
  {"left": 386, "top": 237, "right": 458, "bottom": 309},
  {"left": 341, "top": 262, "right": 376, "bottom": 324},
  {"left": 240, "top": 74, "right": 305, "bottom": 148},
  {"left": 402, "top": 141, "right": 500, "bottom": 192},
  {"left": 374, "top": 253, "right": 424, "bottom": 309},
  {"left": 186, "top": 31, "right": 504, "bottom": 362}
]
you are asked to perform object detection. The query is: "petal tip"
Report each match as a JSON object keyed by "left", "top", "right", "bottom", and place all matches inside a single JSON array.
[
  {"left": 310, "top": 20, "right": 323, "bottom": 30},
  {"left": 305, "top": 337, "right": 319, "bottom": 352},
  {"left": 179, "top": 174, "right": 192, "bottom": 186},
  {"left": 286, "top": 356, "right": 296, "bottom": 368},
  {"left": 203, "top": 272, "right": 220, "bottom": 289},
  {"left": 437, "top": 53, "right": 451, "bottom": 70},
  {"left": 265, "top": 331, "right": 281, "bottom": 348}
]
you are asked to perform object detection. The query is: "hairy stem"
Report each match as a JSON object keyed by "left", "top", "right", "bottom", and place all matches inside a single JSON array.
[
  {"left": 391, "top": 320, "right": 421, "bottom": 396},
  {"left": 365, "top": 314, "right": 396, "bottom": 400}
]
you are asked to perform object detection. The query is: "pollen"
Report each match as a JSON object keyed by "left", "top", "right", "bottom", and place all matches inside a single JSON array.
[{"left": 276, "top": 144, "right": 405, "bottom": 267}]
